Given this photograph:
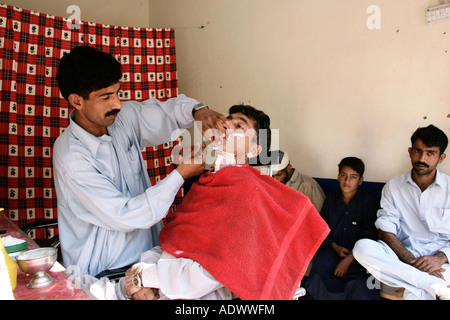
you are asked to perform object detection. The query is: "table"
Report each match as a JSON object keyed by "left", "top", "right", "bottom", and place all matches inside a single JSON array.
[{"left": 0, "top": 211, "right": 94, "bottom": 300}]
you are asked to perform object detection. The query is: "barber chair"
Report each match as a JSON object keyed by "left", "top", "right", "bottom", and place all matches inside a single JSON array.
[
  {"left": 247, "top": 150, "right": 281, "bottom": 176},
  {"left": 95, "top": 266, "right": 130, "bottom": 280},
  {"left": 22, "top": 219, "right": 62, "bottom": 264},
  {"left": 184, "top": 150, "right": 282, "bottom": 193}
]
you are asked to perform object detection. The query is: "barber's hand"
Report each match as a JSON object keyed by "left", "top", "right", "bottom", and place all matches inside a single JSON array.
[
  {"left": 132, "top": 287, "right": 160, "bottom": 300},
  {"left": 194, "top": 107, "right": 230, "bottom": 143},
  {"left": 124, "top": 263, "right": 144, "bottom": 298},
  {"left": 176, "top": 143, "right": 205, "bottom": 180}
]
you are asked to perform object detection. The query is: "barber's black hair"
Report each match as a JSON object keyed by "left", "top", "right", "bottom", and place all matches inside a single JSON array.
[
  {"left": 411, "top": 124, "right": 448, "bottom": 155},
  {"left": 338, "top": 157, "right": 365, "bottom": 177},
  {"left": 228, "top": 104, "right": 271, "bottom": 155},
  {"left": 56, "top": 46, "right": 122, "bottom": 100}
]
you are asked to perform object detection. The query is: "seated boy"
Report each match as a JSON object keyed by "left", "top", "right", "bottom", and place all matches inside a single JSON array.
[{"left": 303, "top": 157, "right": 380, "bottom": 300}]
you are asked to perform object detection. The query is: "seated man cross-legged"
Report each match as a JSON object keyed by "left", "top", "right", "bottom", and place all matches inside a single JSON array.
[
  {"left": 83, "top": 104, "right": 330, "bottom": 300},
  {"left": 353, "top": 125, "right": 450, "bottom": 300}
]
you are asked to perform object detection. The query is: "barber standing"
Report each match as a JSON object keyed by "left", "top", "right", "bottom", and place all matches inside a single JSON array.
[{"left": 53, "top": 46, "right": 228, "bottom": 276}]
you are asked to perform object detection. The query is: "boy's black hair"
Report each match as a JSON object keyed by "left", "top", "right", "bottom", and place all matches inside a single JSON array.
[{"left": 338, "top": 157, "right": 365, "bottom": 177}]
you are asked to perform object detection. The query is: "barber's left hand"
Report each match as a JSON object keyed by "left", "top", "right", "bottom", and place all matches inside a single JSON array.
[
  {"left": 194, "top": 108, "right": 230, "bottom": 143},
  {"left": 124, "top": 263, "right": 144, "bottom": 298},
  {"left": 176, "top": 143, "right": 205, "bottom": 180}
]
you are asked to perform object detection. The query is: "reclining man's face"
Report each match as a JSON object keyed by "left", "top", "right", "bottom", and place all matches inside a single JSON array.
[{"left": 222, "top": 112, "right": 260, "bottom": 162}]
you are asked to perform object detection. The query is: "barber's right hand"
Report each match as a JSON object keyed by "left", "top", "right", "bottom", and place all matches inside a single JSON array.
[
  {"left": 193, "top": 107, "right": 230, "bottom": 143},
  {"left": 176, "top": 143, "right": 205, "bottom": 180}
]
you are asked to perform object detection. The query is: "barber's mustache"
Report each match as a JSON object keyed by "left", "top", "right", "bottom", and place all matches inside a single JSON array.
[
  {"left": 105, "top": 109, "right": 120, "bottom": 117},
  {"left": 414, "top": 161, "right": 429, "bottom": 168}
]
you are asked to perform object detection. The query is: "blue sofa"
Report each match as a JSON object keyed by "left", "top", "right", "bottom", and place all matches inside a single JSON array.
[{"left": 186, "top": 174, "right": 386, "bottom": 204}]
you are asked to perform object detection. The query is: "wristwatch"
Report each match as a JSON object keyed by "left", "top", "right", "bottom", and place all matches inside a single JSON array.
[
  {"left": 192, "top": 103, "right": 209, "bottom": 117},
  {"left": 132, "top": 263, "right": 144, "bottom": 288}
]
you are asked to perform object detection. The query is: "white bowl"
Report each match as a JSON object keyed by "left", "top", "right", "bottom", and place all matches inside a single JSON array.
[{"left": 16, "top": 247, "right": 57, "bottom": 288}]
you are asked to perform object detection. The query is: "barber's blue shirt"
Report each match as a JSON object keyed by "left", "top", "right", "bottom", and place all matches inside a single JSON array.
[{"left": 53, "top": 95, "right": 197, "bottom": 276}]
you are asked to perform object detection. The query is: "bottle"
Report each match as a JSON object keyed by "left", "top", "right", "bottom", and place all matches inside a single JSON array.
[{"left": 0, "top": 239, "right": 17, "bottom": 291}]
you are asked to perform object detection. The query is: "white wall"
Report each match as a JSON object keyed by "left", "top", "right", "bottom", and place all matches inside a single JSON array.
[
  {"left": 5, "top": 0, "right": 450, "bottom": 181},
  {"left": 149, "top": 0, "right": 450, "bottom": 181},
  {"left": 3, "top": 0, "right": 150, "bottom": 27}
]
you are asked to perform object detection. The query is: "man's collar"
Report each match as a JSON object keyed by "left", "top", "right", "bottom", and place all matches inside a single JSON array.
[
  {"left": 435, "top": 169, "right": 445, "bottom": 187},
  {"left": 405, "top": 169, "right": 443, "bottom": 188},
  {"left": 68, "top": 110, "right": 112, "bottom": 158}
]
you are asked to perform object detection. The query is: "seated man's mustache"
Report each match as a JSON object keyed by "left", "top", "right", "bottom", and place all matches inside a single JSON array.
[
  {"left": 415, "top": 161, "right": 429, "bottom": 168},
  {"left": 105, "top": 109, "right": 120, "bottom": 117}
]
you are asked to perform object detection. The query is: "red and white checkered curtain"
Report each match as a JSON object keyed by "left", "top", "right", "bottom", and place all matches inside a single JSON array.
[{"left": 0, "top": 4, "right": 182, "bottom": 238}]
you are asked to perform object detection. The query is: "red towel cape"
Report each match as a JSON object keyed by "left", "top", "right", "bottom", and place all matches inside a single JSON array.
[{"left": 159, "top": 165, "right": 329, "bottom": 300}]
